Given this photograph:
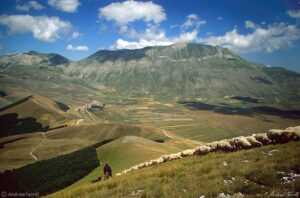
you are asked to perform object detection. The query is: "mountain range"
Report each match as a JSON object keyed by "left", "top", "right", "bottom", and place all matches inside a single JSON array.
[{"left": 1, "top": 43, "right": 299, "bottom": 103}]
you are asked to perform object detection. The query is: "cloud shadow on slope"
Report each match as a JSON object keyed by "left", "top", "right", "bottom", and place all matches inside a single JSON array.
[{"left": 178, "top": 101, "right": 300, "bottom": 119}]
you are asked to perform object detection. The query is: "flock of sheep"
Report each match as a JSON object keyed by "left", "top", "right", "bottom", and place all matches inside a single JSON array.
[{"left": 116, "top": 126, "right": 300, "bottom": 176}]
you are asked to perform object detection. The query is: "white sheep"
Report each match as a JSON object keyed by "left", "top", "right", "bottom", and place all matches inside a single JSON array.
[
  {"left": 180, "top": 149, "right": 196, "bottom": 157},
  {"left": 286, "top": 126, "right": 300, "bottom": 139},
  {"left": 252, "top": 133, "right": 271, "bottom": 145},
  {"left": 131, "top": 165, "right": 139, "bottom": 170},
  {"left": 194, "top": 145, "right": 212, "bottom": 155},
  {"left": 216, "top": 140, "right": 235, "bottom": 151},
  {"left": 153, "top": 157, "right": 164, "bottom": 164},
  {"left": 114, "top": 126, "right": 300, "bottom": 176},
  {"left": 168, "top": 152, "right": 183, "bottom": 160},
  {"left": 267, "top": 129, "right": 296, "bottom": 143},
  {"left": 245, "top": 136, "right": 263, "bottom": 147},
  {"left": 138, "top": 163, "right": 146, "bottom": 169},
  {"left": 150, "top": 159, "right": 158, "bottom": 165},
  {"left": 229, "top": 137, "right": 252, "bottom": 149},
  {"left": 144, "top": 161, "right": 152, "bottom": 166},
  {"left": 206, "top": 141, "right": 218, "bottom": 151}
]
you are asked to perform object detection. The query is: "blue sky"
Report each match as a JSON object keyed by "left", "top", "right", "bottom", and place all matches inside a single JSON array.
[{"left": 0, "top": 0, "right": 300, "bottom": 72}]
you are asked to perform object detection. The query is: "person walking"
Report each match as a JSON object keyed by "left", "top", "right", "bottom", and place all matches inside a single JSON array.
[{"left": 103, "top": 163, "right": 112, "bottom": 180}]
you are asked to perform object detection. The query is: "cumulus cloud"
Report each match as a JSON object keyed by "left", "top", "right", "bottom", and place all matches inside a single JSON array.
[
  {"left": 181, "top": 14, "right": 206, "bottom": 31},
  {"left": 71, "top": 31, "right": 83, "bottom": 39},
  {"left": 245, "top": 20, "right": 257, "bottom": 29},
  {"left": 202, "top": 21, "right": 300, "bottom": 53},
  {"left": 48, "top": 0, "right": 80, "bottom": 13},
  {"left": 287, "top": 10, "right": 300, "bottom": 19},
  {"left": 111, "top": 38, "right": 172, "bottom": 50},
  {"left": 66, "top": 44, "right": 89, "bottom": 51},
  {"left": 16, "top": 1, "right": 44, "bottom": 11},
  {"left": 99, "top": 0, "right": 166, "bottom": 29},
  {"left": 0, "top": 15, "right": 72, "bottom": 42},
  {"left": 110, "top": 14, "right": 204, "bottom": 50},
  {"left": 111, "top": 17, "right": 300, "bottom": 54}
]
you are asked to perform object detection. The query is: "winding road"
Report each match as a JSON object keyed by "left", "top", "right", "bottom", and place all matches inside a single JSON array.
[
  {"left": 160, "top": 128, "right": 202, "bottom": 145},
  {"left": 29, "top": 132, "right": 46, "bottom": 161}
]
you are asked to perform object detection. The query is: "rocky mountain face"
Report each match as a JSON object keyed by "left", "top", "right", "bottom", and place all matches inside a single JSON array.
[
  {"left": 64, "top": 43, "right": 300, "bottom": 102},
  {"left": 1, "top": 43, "right": 300, "bottom": 102}
]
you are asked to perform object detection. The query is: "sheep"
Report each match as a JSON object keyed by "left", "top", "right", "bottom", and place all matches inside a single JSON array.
[
  {"left": 245, "top": 136, "right": 263, "bottom": 147},
  {"left": 131, "top": 165, "right": 139, "bottom": 171},
  {"left": 194, "top": 145, "right": 212, "bottom": 155},
  {"left": 168, "top": 152, "right": 183, "bottom": 160},
  {"left": 161, "top": 155, "right": 170, "bottom": 162},
  {"left": 138, "top": 163, "right": 146, "bottom": 169},
  {"left": 150, "top": 159, "right": 158, "bottom": 165},
  {"left": 153, "top": 157, "right": 164, "bottom": 164},
  {"left": 286, "top": 126, "right": 300, "bottom": 139},
  {"left": 113, "top": 126, "right": 300, "bottom": 176},
  {"left": 206, "top": 141, "right": 218, "bottom": 151},
  {"left": 267, "top": 129, "right": 296, "bottom": 143},
  {"left": 252, "top": 133, "right": 271, "bottom": 145},
  {"left": 229, "top": 137, "right": 252, "bottom": 149},
  {"left": 180, "top": 149, "right": 196, "bottom": 157},
  {"left": 216, "top": 140, "right": 235, "bottom": 151},
  {"left": 144, "top": 161, "right": 152, "bottom": 166}
]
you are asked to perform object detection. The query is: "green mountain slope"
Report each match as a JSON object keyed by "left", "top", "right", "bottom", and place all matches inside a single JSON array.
[
  {"left": 62, "top": 43, "right": 300, "bottom": 102},
  {"left": 0, "top": 43, "right": 299, "bottom": 103}
]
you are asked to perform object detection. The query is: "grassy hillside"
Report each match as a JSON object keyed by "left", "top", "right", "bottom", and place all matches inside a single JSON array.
[
  {"left": 47, "top": 141, "right": 300, "bottom": 198},
  {"left": 0, "top": 123, "right": 171, "bottom": 171},
  {"left": 70, "top": 135, "right": 198, "bottom": 188},
  {"left": 0, "top": 140, "right": 106, "bottom": 196},
  {"left": 0, "top": 95, "right": 69, "bottom": 137}
]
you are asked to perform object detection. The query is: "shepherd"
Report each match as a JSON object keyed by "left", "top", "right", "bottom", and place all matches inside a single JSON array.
[{"left": 103, "top": 163, "right": 112, "bottom": 180}]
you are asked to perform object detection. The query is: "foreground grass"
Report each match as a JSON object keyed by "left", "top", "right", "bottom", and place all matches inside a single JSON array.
[{"left": 47, "top": 141, "right": 300, "bottom": 198}]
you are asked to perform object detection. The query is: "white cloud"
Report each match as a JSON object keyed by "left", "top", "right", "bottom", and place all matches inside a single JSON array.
[
  {"left": 202, "top": 21, "right": 300, "bottom": 53},
  {"left": 245, "top": 20, "right": 257, "bottom": 29},
  {"left": 0, "top": 15, "right": 72, "bottom": 42},
  {"left": 111, "top": 38, "right": 172, "bottom": 50},
  {"left": 99, "top": 0, "right": 166, "bottom": 26},
  {"left": 287, "top": 10, "right": 300, "bottom": 19},
  {"left": 110, "top": 14, "right": 204, "bottom": 50},
  {"left": 110, "top": 28, "right": 199, "bottom": 50},
  {"left": 71, "top": 31, "right": 82, "bottom": 39},
  {"left": 48, "top": 0, "right": 80, "bottom": 13},
  {"left": 66, "top": 44, "right": 89, "bottom": 51},
  {"left": 16, "top": 1, "right": 44, "bottom": 11},
  {"left": 217, "top": 16, "right": 223, "bottom": 20},
  {"left": 181, "top": 14, "right": 206, "bottom": 31},
  {"left": 110, "top": 17, "right": 300, "bottom": 54}
]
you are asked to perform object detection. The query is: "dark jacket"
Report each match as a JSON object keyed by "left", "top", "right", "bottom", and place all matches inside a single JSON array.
[{"left": 104, "top": 164, "right": 112, "bottom": 177}]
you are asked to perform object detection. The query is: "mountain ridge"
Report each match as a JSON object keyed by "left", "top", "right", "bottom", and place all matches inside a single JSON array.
[{"left": 1, "top": 43, "right": 300, "bottom": 102}]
